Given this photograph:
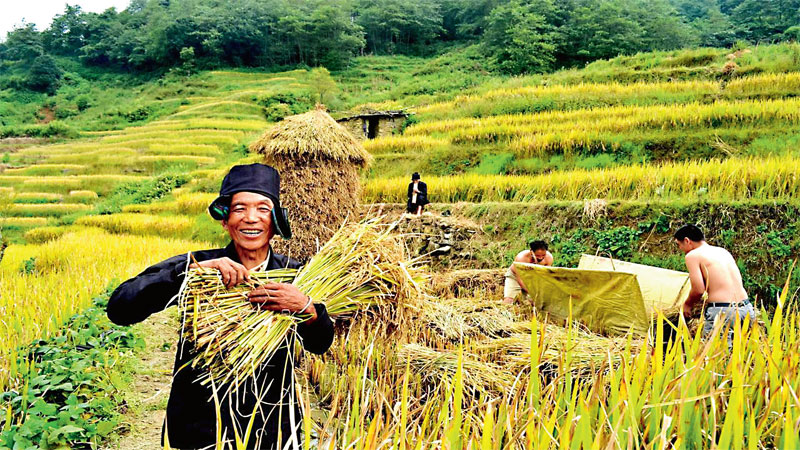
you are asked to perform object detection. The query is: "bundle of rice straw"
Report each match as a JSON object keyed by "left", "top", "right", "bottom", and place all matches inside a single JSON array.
[
  {"left": 479, "top": 325, "right": 645, "bottom": 377},
  {"left": 419, "top": 297, "right": 525, "bottom": 341},
  {"left": 179, "top": 218, "right": 422, "bottom": 388},
  {"left": 397, "top": 344, "right": 516, "bottom": 396}
]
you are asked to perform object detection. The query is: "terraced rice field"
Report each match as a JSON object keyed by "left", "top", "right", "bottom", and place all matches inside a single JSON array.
[{"left": 3, "top": 48, "right": 800, "bottom": 449}]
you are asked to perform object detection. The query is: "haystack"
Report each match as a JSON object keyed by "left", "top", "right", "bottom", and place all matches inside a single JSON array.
[{"left": 250, "top": 105, "right": 371, "bottom": 262}]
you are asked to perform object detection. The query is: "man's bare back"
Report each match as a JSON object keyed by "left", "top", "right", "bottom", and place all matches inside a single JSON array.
[
  {"left": 675, "top": 224, "right": 749, "bottom": 317},
  {"left": 685, "top": 243, "right": 748, "bottom": 304}
]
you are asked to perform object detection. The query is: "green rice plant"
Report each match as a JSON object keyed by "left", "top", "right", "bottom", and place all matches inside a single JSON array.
[
  {"left": 146, "top": 144, "right": 223, "bottom": 156},
  {"left": 18, "top": 175, "right": 146, "bottom": 195},
  {"left": 363, "top": 155, "right": 800, "bottom": 202},
  {"left": 68, "top": 190, "right": 99, "bottom": 203},
  {"left": 0, "top": 217, "right": 48, "bottom": 227},
  {"left": 23, "top": 225, "right": 86, "bottom": 243},
  {"left": 99, "top": 129, "right": 244, "bottom": 145},
  {"left": 118, "top": 135, "right": 241, "bottom": 148},
  {"left": 44, "top": 148, "right": 138, "bottom": 164},
  {"left": 11, "top": 192, "right": 64, "bottom": 203},
  {"left": 75, "top": 213, "right": 194, "bottom": 238},
  {"left": 122, "top": 192, "right": 216, "bottom": 215},
  {"left": 170, "top": 113, "right": 266, "bottom": 121},
  {"left": 296, "top": 269, "right": 800, "bottom": 449},
  {"left": 121, "top": 118, "right": 265, "bottom": 133},
  {"left": 0, "top": 176, "right": 30, "bottom": 188},
  {"left": 6, "top": 203, "right": 92, "bottom": 217},
  {"left": 137, "top": 155, "right": 217, "bottom": 166},
  {"left": 724, "top": 72, "right": 800, "bottom": 99},
  {"left": 14, "top": 143, "right": 109, "bottom": 156},
  {"left": 407, "top": 99, "right": 800, "bottom": 157},
  {"left": 0, "top": 229, "right": 209, "bottom": 392},
  {"left": 172, "top": 100, "right": 265, "bottom": 117},
  {"left": 2, "top": 164, "right": 87, "bottom": 176},
  {"left": 416, "top": 79, "right": 721, "bottom": 120},
  {"left": 363, "top": 135, "right": 449, "bottom": 155}
]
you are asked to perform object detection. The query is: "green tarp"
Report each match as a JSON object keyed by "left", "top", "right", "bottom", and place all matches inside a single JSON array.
[{"left": 514, "top": 263, "right": 650, "bottom": 335}]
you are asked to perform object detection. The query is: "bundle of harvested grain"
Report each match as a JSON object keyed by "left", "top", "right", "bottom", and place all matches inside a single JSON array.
[
  {"left": 480, "top": 328, "right": 643, "bottom": 377},
  {"left": 397, "top": 344, "right": 515, "bottom": 396},
  {"left": 419, "top": 297, "right": 524, "bottom": 341},
  {"left": 250, "top": 104, "right": 372, "bottom": 262},
  {"left": 180, "top": 219, "right": 423, "bottom": 388},
  {"left": 429, "top": 268, "right": 505, "bottom": 299}
]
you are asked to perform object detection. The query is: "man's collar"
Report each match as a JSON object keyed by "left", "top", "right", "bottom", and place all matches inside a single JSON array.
[{"left": 224, "top": 242, "right": 272, "bottom": 269}]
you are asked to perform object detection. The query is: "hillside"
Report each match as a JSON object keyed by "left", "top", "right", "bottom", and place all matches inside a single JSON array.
[{"left": 3, "top": 43, "right": 800, "bottom": 448}]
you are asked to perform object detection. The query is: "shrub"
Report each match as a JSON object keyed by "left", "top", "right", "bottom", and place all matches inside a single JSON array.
[
  {"left": 75, "top": 96, "right": 91, "bottom": 111},
  {"left": 94, "top": 173, "right": 189, "bottom": 214},
  {"left": 264, "top": 103, "right": 292, "bottom": 122},
  {"left": 26, "top": 55, "right": 62, "bottom": 93}
]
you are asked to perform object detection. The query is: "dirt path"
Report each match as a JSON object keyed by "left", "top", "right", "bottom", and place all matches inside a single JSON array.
[{"left": 104, "top": 310, "right": 178, "bottom": 450}]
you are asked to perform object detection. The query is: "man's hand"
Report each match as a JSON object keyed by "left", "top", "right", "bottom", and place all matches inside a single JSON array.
[
  {"left": 248, "top": 283, "right": 317, "bottom": 323},
  {"left": 682, "top": 301, "right": 693, "bottom": 319},
  {"left": 191, "top": 257, "right": 249, "bottom": 289}
]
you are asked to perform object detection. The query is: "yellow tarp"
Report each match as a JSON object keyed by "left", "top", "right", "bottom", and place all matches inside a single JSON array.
[
  {"left": 578, "top": 254, "right": 690, "bottom": 313},
  {"left": 514, "top": 263, "right": 650, "bottom": 335}
]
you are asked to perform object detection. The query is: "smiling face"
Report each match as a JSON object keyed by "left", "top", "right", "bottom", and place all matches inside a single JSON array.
[{"left": 222, "top": 191, "right": 275, "bottom": 253}]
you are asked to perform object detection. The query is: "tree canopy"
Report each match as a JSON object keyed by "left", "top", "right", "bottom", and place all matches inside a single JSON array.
[{"left": 1, "top": 0, "right": 799, "bottom": 84}]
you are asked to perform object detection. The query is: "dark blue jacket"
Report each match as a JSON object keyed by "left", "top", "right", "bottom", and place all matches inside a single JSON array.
[{"left": 107, "top": 242, "right": 334, "bottom": 449}]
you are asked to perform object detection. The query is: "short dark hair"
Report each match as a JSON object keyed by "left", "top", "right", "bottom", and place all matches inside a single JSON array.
[
  {"left": 674, "top": 224, "right": 704, "bottom": 242},
  {"left": 411, "top": 172, "right": 420, "bottom": 180},
  {"left": 529, "top": 240, "right": 548, "bottom": 251}
]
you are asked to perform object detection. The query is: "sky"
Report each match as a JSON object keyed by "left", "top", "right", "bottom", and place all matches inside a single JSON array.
[{"left": 1, "top": 1, "right": 131, "bottom": 40}]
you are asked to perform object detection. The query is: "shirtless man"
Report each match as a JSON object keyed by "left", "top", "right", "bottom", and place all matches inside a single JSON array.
[
  {"left": 674, "top": 224, "right": 756, "bottom": 338},
  {"left": 503, "top": 240, "right": 554, "bottom": 304}
]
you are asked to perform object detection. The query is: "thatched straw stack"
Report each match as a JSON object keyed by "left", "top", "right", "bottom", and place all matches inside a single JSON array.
[{"left": 250, "top": 104, "right": 371, "bottom": 262}]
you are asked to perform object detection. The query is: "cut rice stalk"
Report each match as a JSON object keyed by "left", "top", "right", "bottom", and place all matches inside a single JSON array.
[{"left": 179, "top": 218, "right": 423, "bottom": 389}]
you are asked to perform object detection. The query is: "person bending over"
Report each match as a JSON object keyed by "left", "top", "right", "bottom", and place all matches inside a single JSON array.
[
  {"left": 674, "top": 224, "right": 755, "bottom": 340},
  {"left": 503, "top": 240, "right": 553, "bottom": 304}
]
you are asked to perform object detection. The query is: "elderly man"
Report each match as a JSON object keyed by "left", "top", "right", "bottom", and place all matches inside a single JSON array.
[
  {"left": 107, "top": 163, "right": 334, "bottom": 450},
  {"left": 674, "top": 224, "right": 756, "bottom": 339}
]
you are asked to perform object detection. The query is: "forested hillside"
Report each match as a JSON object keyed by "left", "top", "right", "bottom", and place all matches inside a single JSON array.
[{"left": 2, "top": 0, "right": 800, "bottom": 98}]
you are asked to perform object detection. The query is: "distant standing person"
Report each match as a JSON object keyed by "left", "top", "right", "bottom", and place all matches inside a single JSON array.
[
  {"left": 407, "top": 172, "right": 428, "bottom": 215},
  {"left": 503, "top": 240, "right": 554, "bottom": 304},
  {"left": 674, "top": 224, "right": 756, "bottom": 339}
]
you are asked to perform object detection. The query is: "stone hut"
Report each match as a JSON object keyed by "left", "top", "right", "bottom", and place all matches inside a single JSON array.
[{"left": 336, "top": 110, "right": 409, "bottom": 140}]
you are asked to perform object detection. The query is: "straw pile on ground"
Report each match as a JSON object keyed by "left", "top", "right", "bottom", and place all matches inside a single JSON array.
[
  {"left": 179, "top": 219, "right": 422, "bottom": 389},
  {"left": 429, "top": 268, "right": 505, "bottom": 299},
  {"left": 418, "top": 297, "right": 524, "bottom": 341},
  {"left": 250, "top": 104, "right": 372, "bottom": 262}
]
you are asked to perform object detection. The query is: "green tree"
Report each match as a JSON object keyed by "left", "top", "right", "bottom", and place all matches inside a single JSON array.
[
  {"left": 731, "top": 0, "right": 800, "bottom": 42},
  {"left": 1, "top": 24, "right": 44, "bottom": 63},
  {"left": 482, "top": 0, "right": 558, "bottom": 74},
  {"left": 356, "top": 0, "right": 444, "bottom": 54},
  {"left": 440, "top": 0, "right": 501, "bottom": 38},
  {"left": 43, "top": 5, "right": 88, "bottom": 56},
  {"left": 26, "top": 55, "right": 62, "bottom": 93},
  {"left": 309, "top": 67, "right": 337, "bottom": 104},
  {"left": 563, "top": 0, "right": 644, "bottom": 63},
  {"left": 307, "top": 5, "right": 364, "bottom": 69}
]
